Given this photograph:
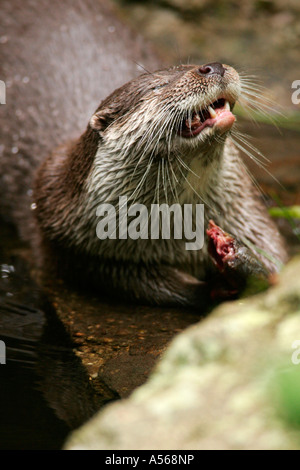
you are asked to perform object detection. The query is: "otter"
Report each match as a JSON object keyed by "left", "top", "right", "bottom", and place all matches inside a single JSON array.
[
  {"left": 33, "top": 62, "right": 287, "bottom": 307},
  {"left": 0, "top": 1, "right": 287, "bottom": 309}
]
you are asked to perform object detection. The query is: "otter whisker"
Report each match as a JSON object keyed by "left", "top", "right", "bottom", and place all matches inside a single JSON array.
[
  {"left": 174, "top": 154, "right": 216, "bottom": 211},
  {"left": 240, "top": 92, "right": 283, "bottom": 117},
  {"left": 175, "top": 153, "right": 201, "bottom": 180},
  {"left": 165, "top": 158, "right": 180, "bottom": 205},
  {"left": 161, "top": 158, "right": 169, "bottom": 205},
  {"left": 155, "top": 160, "right": 161, "bottom": 206},
  {"left": 98, "top": 154, "right": 155, "bottom": 242},
  {"left": 126, "top": 104, "right": 170, "bottom": 184},
  {"left": 239, "top": 90, "right": 285, "bottom": 131},
  {"left": 123, "top": 154, "right": 155, "bottom": 216},
  {"left": 229, "top": 134, "right": 285, "bottom": 190},
  {"left": 239, "top": 156, "right": 268, "bottom": 201},
  {"left": 231, "top": 128, "right": 270, "bottom": 164},
  {"left": 110, "top": 172, "right": 150, "bottom": 239},
  {"left": 238, "top": 76, "right": 285, "bottom": 130},
  {"left": 136, "top": 100, "right": 175, "bottom": 157},
  {"left": 230, "top": 132, "right": 268, "bottom": 168},
  {"left": 132, "top": 61, "right": 153, "bottom": 75},
  {"left": 213, "top": 133, "right": 227, "bottom": 146}
]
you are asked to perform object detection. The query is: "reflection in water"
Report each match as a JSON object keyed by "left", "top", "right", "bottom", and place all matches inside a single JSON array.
[{"left": 0, "top": 223, "right": 118, "bottom": 450}]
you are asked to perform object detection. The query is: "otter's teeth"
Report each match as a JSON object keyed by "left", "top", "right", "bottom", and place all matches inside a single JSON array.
[
  {"left": 208, "top": 105, "right": 217, "bottom": 118},
  {"left": 224, "top": 100, "right": 231, "bottom": 111}
]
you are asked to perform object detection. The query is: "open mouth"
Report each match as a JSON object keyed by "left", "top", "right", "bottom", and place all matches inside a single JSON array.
[{"left": 178, "top": 98, "right": 236, "bottom": 138}]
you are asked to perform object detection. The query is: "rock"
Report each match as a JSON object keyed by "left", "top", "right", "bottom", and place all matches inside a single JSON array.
[{"left": 65, "top": 256, "right": 300, "bottom": 450}]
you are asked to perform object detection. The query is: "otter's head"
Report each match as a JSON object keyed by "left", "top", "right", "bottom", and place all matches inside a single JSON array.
[{"left": 89, "top": 63, "right": 240, "bottom": 162}]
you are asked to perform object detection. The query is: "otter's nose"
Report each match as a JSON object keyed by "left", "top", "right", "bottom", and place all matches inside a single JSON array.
[{"left": 198, "top": 62, "right": 225, "bottom": 77}]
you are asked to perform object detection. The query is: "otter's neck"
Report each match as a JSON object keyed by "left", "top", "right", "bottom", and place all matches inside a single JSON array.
[
  {"left": 33, "top": 126, "right": 99, "bottom": 244},
  {"left": 178, "top": 140, "right": 226, "bottom": 205}
]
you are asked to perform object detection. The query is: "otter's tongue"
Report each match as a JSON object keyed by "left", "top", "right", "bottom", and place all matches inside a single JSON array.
[
  {"left": 179, "top": 99, "right": 235, "bottom": 138},
  {"left": 210, "top": 105, "right": 236, "bottom": 134}
]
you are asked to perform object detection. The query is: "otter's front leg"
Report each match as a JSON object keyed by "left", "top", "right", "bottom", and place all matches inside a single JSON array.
[
  {"left": 98, "top": 221, "right": 274, "bottom": 308},
  {"left": 104, "top": 261, "right": 211, "bottom": 309},
  {"left": 206, "top": 220, "right": 273, "bottom": 297}
]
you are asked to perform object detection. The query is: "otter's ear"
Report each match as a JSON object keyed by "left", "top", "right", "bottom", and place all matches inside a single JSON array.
[{"left": 90, "top": 109, "right": 111, "bottom": 131}]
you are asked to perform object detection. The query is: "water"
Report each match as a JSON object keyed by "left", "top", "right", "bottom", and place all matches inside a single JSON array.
[{"left": 0, "top": 222, "right": 117, "bottom": 450}]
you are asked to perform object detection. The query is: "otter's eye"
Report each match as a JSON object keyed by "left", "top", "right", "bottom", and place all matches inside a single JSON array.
[{"left": 152, "top": 83, "right": 168, "bottom": 91}]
